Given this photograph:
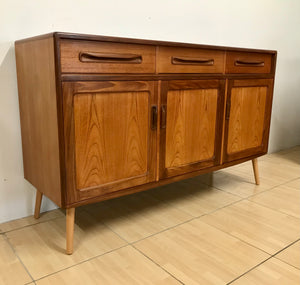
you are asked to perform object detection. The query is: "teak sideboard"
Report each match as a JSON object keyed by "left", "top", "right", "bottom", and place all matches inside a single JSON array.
[{"left": 15, "top": 32, "right": 277, "bottom": 254}]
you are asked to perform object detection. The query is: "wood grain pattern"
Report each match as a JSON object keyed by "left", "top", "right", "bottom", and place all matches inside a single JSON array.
[
  {"left": 157, "top": 46, "right": 225, "bottom": 73},
  {"left": 159, "top": 80, "right": 225, "bottom": 179},
  {"left": 223, "top": 79, "right": 274, "bottom": 163},
  {"left": 226, "top": 51, "right": 272, "bottom": 74},
  {"left": 227, "top": 86, "right": 267, "bottom": 153},
  {"left": 63, "top": 81, "right": 157, "bottom": 204},
  {"left": 60, "top": 39, "right": 156, "bottom": 74},
  {"left": 15, "top": 36, "right": 62, "bottom": 207},
  {"left": 67, "top": 152, "right": 263, "bottom": 208},
  {"left": 165, "top": 89, "right": 218, "bottom": 167},
  {"left": 74, "top": 91, "right": 149, "bottom": 189}
]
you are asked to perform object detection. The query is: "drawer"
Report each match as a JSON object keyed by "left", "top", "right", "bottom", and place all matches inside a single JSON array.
[
  {"left": 60, "top": 40, "right": 156, "bottom": 74},
  {"left": 157, "top": 46, "right": 225, "bottom": 73},
  {"left": 226, "top": 52, "right": 272, "bottom": 74}
]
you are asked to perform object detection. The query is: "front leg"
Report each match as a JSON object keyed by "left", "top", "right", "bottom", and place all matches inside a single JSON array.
[{"left": 66, "top": 207, "right": 75, "bottom": 255}]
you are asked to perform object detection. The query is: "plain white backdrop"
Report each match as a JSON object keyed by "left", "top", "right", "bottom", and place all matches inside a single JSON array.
[{"left": 0, "top": 0, "right": 299, "bottom": 223}]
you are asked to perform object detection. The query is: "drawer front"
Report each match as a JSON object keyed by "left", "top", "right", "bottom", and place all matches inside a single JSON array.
[
  {"left": 157, "top": 47, "right": 225, "bottom": 74},
  {"left": 60, "top": 39, "right": 156, "bottom": 74},
  {"left": 226, "top": 52, "right": 272, "bottom": 74}
]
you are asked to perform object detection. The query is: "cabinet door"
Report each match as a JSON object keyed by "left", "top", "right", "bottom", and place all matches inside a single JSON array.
[
  {"left": 159, "top": 80, "right": 225, "bottom": 179},
  {"left": 223, "top": 79, "right": 274, "bottom": 163},
  {"left": 63, "top": 81, "right": 157, "bottom": 203}
]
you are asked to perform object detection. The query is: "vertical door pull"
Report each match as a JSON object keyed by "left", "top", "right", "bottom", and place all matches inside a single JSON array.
[
  {"left": 225, "top": 101, "right": 231, "bottom": 120},
  {"left": 161, "top": 105, "right": 167, "bottom": 129},
  {"left": 151, "top": 105, "right": 158, "bottom": 130}
]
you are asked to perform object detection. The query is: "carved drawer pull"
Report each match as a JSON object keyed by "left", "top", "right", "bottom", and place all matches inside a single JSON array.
[
  {"left": 79, "top": 52, "right": 143, "bottom": 64},
  {"left": 235, "top": 60, "right": 265, "bottom": 67},
  {"left": 172, "top": 56, "right": 214, "bottom": 66}
]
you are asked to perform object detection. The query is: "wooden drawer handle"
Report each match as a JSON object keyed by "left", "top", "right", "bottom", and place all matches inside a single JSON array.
[
  {"left": 172, "top": 56, "right": 214, "bottom": 66},
  {"left": 79, "top": 52, "right": 142, "bottom": 64},
  {"left": 235, "top": 60, "right": 265, "bottom": 67}
]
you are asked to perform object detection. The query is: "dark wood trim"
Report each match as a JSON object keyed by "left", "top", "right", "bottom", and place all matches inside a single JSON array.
[
  {"left": 54, "top": 32, "right": 277, "bottom": 54},
  {"left": 65, "top": 152, "right": 266, "bottom": 208},
  {"left": 53, "top": 33, "right": 67, "bottom": 207},
  {"left": 61, "top": 73, "right": 276, "bottom": 82}
]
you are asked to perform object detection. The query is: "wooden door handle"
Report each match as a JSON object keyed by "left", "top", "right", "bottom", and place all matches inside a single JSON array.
[
  {"left": 151, "top": 105, "right": 158, "bottom": 130},
  {"left": 79, "top": 52, "right": 143, "bottom": 63},
  {"left": 161, "top": 105, "right": 167, "bottom": 129}
]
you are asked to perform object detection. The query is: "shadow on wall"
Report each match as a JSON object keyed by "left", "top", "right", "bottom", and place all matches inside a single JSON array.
[{"left": 0, "top": 43, "right": 23, "bottom": 179}]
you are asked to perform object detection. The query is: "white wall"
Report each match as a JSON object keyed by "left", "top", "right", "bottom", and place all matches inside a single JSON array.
[{"left": 1, "top": 0, "right": 299, "bottom": 223}]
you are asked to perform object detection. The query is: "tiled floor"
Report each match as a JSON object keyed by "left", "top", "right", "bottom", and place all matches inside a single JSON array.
[{"left": 0, "top": 146, "right": 299, "bottom": 285}]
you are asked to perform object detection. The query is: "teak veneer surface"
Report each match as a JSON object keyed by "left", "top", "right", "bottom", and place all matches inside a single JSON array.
[{"left": 15, "top": 36, "right": 62, "bottom": 207}]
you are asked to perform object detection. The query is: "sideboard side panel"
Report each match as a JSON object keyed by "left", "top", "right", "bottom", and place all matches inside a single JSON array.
[{"left": 15, "top": 36, "right": 62, "bottom": 207}]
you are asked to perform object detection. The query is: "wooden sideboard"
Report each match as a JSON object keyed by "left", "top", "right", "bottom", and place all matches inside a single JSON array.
[{"left": 15, "top": 32, "right": 277, "bottom": 254}]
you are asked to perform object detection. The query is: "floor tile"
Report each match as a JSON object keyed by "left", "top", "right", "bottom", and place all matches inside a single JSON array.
[
  {"left": 201, "top": 200, "right": 300, "bottom": 254},
  {"left": 199, "top": 169, "right": 272, "bottom": 198},
  {"left": 147, "top": 180, "right": 241, "bottom": 217},
  {"left": 231, "top": 258, "right": 300, "bottom": 285},
  {"left": 36, "top": 246, "right": 180, "bottom": 285},
  {"left": 284, "top": 178, "right": 300, "bottom": 190},
  {"left": 249, "top": 184, "right": 300, "bottom": 218},
  {"left": 6, "top": 211, "right": 126, "bottom": 280},
  {"left": 85, "top": 192, "right": 192, "bottom": 243},
  {"left": 135, "top": 219, "right": 269, "bottom": 285},
  {"left": 275, "top": 241, "right": 300, "bottom": 269},
  {"left": 0, "top": 235, "right": 32, "bottom": 285},
  {"left": 0, "top": 209, "right": 64, "bottom": 233}
]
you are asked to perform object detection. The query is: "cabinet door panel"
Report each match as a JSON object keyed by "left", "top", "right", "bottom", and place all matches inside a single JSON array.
[
  {"left": 160, "top": 80, "right": 225, "bottom": 179},
  {"left": 63, "top": 81, "right": 157, "bottom": 204},
  {"left": 74, "top": 91, "right": 149, "bottom": 189},
  {"left": 224, "top": 79, "right": 273, "bottom": 162}
]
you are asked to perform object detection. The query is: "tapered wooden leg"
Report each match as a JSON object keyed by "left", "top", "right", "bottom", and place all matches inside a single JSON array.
[
  {"left": 34, "top": 191, "right": 43, "bottom": 219},
  {"left": 66, "top": 208, "right": 75, "bottom": 255},
  {"left": 252, "top": 158, "right": 260, "bottom": 185}
]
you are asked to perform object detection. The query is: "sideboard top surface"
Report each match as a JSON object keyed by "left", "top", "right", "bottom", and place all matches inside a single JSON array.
[{"left": 15, "top": 32, "right": 277, "bottom": 55}]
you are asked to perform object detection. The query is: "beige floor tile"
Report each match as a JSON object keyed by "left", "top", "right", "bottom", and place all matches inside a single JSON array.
[
  {"left": 6, "top": 211, "right": 126, "bottom": 280},
  {"left": 36, "top": 246, "right": 180, "bottom": 285},
  {"left": 199, "top": 170, "right": 272, "bottom": 198},
  {"left": 147, "top": 180, "right": 241, "bottom": 217},
  {"left": 207, "top": 153, "right": 300, "bottom": 198},
  {"left": 231, "top": 258, "right": 300, "bottom": 285},
  {"left": 249, "top": 184, "right": 300, "bottom": 218},
  {"left": 0, "top": 235, "right": 32, "bottom": 285},
  {"left": 201, "top": 200, "right": 300, "bottom": 254},
  {"left": 135, "top": 219, "right": 269, "bottom": 285},
  {"left": 285, "top": 178, "right": 300, "bottom": 190},
  {"left": 85, "top": 192, "right": 192, "bottom": 243},
  {"left": 275, "top": 241, "right": 300, "bottom": 269},
  {"left": 0, "top": 209, "right": 64, "bottom": 233}
]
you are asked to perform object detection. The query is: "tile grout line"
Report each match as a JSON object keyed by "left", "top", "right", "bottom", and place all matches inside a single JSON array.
[
  {"left": 246, "top": 199, "right": 300, "bottom": 220},
  {"left": 226, "top": 238, "right": 300, "bottom": 285},
  {"left": 3, "top": 233, "right": 35, "bottom": 283},
  {"left": 0, "top": 214, "right": 64, "bottom": 235},
  {"left": 132, "top": 244, "right": 185, "bottom": 285},
  {"left": 34, "top": 243, "right": 129, "bottom": 282}
]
